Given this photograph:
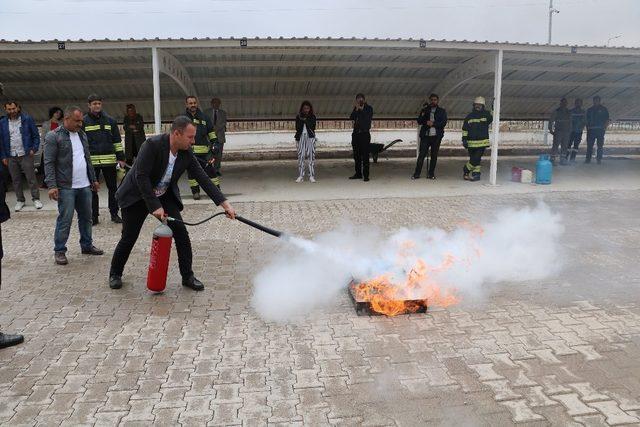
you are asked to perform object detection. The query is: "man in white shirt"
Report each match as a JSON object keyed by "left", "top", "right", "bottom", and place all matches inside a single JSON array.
[{"left": 44, "top": 107, "right": 104, "bottom": 266}]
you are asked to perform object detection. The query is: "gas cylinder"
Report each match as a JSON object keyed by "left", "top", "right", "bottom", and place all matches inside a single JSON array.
[
  {"left": 146, "top": 222, "right": 173, "bottom": 292},
  {"left": 535, "top": 154, "right": 553, "bottom": 185}
]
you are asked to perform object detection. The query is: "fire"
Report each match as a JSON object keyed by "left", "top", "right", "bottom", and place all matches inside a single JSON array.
[{"left": 352, "top": 256, "right": 460, "bottom": 317}]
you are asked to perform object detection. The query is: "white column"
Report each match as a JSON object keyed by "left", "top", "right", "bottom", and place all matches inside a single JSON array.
[
  {"left": 489, "top": 49, "right": 503, "bottom": 186},
  {"left": 152, "top": 47, "right": 161, "bottom": 135}
]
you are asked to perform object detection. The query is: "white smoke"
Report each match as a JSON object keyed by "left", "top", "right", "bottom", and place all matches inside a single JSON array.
[{"left": 251, "top": 203, "right": 564, "bottom": 322}]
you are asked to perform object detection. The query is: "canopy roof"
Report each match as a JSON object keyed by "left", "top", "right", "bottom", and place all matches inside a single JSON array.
[{"left": 1, "top": 37, "right": 639, "bottom": 122}]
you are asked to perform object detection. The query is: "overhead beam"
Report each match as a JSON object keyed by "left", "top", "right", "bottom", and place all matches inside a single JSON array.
[{"left": 433, "top": 53, "right": 495, "bottom": 100}]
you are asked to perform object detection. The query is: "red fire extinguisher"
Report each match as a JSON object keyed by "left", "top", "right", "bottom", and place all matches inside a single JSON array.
[{"left": 147, "top": 222, "right": 173, "bottom": 292}]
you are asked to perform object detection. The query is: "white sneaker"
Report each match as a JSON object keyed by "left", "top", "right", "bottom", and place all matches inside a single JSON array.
[
  {"left": 34, "top": 200, "right": 43, "bottom": 210},
  {"left": 309, "top": 176, "right": 316, "bottom": 183},
  {"left": 295, "top": 176, "right": 304, "bottom": 183},
  {"left": 14, "top": 201, "right": 25, "bottom": 212}
]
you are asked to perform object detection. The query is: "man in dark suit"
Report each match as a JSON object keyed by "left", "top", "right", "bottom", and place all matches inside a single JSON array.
[{"left": 108, "top": 116, "right": 236, "bottom": 291}]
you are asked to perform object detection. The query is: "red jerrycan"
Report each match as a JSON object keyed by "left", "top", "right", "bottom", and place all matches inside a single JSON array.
[{"left": 147, "top": 222, "right": 173, "bottom": 292}]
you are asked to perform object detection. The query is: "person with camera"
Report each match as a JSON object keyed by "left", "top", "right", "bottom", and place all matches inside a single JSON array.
[
  {"left": 412, "top": 93, "right": 448, "bottom": 180},
  {"left": 349, "top": 93, "right": 373, "bottom": 182}
]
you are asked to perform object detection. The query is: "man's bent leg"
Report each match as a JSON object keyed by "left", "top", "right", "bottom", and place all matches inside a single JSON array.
[
  {"left": 162, "top": 196, "right": 194, "bottom": 280},
  {"left": 109, "top": 200, "right": 148, "bottom": 278}
]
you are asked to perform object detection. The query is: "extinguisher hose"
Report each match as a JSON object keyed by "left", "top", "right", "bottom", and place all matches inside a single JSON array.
[{"left": 167, "top": 213, "right": 283, "bottom": 238}]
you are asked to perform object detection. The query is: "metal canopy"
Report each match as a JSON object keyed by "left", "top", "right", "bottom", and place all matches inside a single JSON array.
[{"left": 1, "top": 37, "right": 640, "bottom": 123}]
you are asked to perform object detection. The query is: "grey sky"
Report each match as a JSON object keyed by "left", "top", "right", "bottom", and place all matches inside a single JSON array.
[{"left": 0, "top": 0, "right": 639, "bottom": 47}]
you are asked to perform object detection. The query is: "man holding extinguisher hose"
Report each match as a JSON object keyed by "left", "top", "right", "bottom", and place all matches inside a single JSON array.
[{"left": 109, "top": 116, "right": 236, "bottom": 291}]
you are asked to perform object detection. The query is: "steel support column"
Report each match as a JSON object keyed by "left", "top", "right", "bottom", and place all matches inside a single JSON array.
[
  {"left": 490, "top": 49, "right": 503, "bottom": 186},
  {"left": 152, "top": 47, "right": 161, "bottom": 135}
]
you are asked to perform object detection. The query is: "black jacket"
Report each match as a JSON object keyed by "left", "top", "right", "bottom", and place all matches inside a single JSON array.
[
  {"left": 294, "top": 114, "right": 317, "bottom": 141},
  {"left": 186, "top": 108, "right": 216, "bottom": 156},
  {"left": 462, "top": 108, "right": 493, "bottom": 148},
  {"left": 82, "top": 111, "right": 123, "bottom": 166},
  {"left": 586, "top": 105, "right": 610, "bottom": 130},
  {"left": 350, "top": 104, "right": 373, "bottom": 133},
  {"left": 417, "top": 105, "right": 448, "bottom": 139},
  {"left": 116, "top": 134, "right": 226, "bottom": 214}
]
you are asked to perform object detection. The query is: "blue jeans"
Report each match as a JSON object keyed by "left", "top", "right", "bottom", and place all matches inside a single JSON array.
[{"left": 54, "top": 187, "right": 93, "bottom": 253}]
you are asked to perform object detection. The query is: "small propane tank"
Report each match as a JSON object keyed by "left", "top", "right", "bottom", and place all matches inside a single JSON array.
[
  {"left": 535, "top": 154, "right": 553, "bottom": 185},
  {"left": 146, "top": 222, "right": 173, "bottom": 293}
]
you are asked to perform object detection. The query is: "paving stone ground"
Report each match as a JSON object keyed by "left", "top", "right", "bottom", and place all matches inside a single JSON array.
[{"left": 1, "top": 159, "right": 640, "bottom": 426}]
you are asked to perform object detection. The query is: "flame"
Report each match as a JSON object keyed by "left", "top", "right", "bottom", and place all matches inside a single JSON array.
[{"left": 352, "top": 255, "right": 460, "bottom": 317}]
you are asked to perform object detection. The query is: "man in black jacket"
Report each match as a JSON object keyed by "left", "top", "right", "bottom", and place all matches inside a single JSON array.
[
  {"left": 412, "top": 93, "right": 448, "bottom": 179},
  {"left": 109, "top": 116, "right": 236, "bottom": 291},
  {"left": 349, "top": 93, "right": 373, "bottom": 182}
]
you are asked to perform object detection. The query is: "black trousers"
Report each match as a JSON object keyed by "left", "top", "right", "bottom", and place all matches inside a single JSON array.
[
  {"left": 187, "top": 154, "right": 209, "bottom": 194},
  {"left": 93, "top": 166, "right": 119, "bottom": 220},
  {"left": 351, "top": 132, "right": 371, "bottom": 178},
  {"left": 109, "top": 194, "right": 193, "bottom": 280},
  {"left": 586, "top": 129, "right": 605, "bottom": 162},
  {"left": 413, "top": 135, "right": 442, "bottom": 177}
]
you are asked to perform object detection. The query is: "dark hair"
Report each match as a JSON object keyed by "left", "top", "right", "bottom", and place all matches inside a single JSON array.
[
  {"left": 355, "top": 93, "right": 365, "bottom": 100},
  {"left": 210, "top": 97, "right": 220, "bottom": 104},
  {"left": 126, "top": 103, "right": 135, "bottom": 110},
  {"left": 185, "top": 95, "right": 197, "bottom": 102},
  {"left": 171, "top": 115, "right": 195, "bottom": 132},
  {"left": 299, "top": 100, "right": 314, "bottom": 116},
  {"left": 429, "top": 93, "right": 439, "bottom": 100},
  {"left": 63, "top": 106, "right": 82, "bottom": 118},
  {"left": 48, "top": 106, "right": 63, "bottom": 119},
  {"left": 87, "top": 93, "right": 102, "bottom": 103},
  {"left": 3, "top": 99, "right": 19, "bottom": 108},
  {"left": 593, "top": 95, "right": 601, "bottom": 101}
]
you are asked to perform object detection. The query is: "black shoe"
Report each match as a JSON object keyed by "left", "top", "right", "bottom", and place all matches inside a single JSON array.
[
  {"left": 427, "top": 175, "right": 436, "bottom": 180},
  {"left": 92, "top": 217, "right": 99, "bottom": 226},
  {"left": 411, "top": 175, "right": 419, "bottom": 180},
  {"left": 348, "top": 174, "right": 363, "bottom": 180},
  {"left": 182, "top": 275, "right": 205, "bottom": 291},
  {"left": 597, "top": 159, "right": 602, "bottom": 164},
  {"left": 81, "top": 245, "right": 104, "bottom": 256},
  {"left": 55, "top": 252, "right": 68, "bottom": 265},
  {"left": 193, "top": 192, "right": 201, "bottom": 200},
  {"left": 109, "top": 275, "right": 123, "bottom": 289},
  {"left": 0, "top": 332, "right": 24, "bottom": 349},
  {"left": 111, "top": 214, "right": 123, "bottom": 224},
  {"left": 363, "top": 177, "right": 370, "bottom": 182}
]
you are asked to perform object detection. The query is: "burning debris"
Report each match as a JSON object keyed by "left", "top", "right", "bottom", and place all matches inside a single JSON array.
[{"left": 349, "top": 257, "right": 461, "bottom": 316}]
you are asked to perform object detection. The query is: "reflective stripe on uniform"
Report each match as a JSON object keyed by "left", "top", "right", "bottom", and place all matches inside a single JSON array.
[
  {"left": 467, "top": 118, "right": 488, "bottom": 124},
  {"left": 90, "top": 154, "right": 117, "bottom": 165},
  {"left": 84, "top": 125, "right": 101, "bottom": 132},
  {"left": 188, "top": 179, "right": 198, "bottom": 187},
  {"left": 467, "top": 139, "right": 490, "bottom": 148},
  {"left": 104, "top": 125, "right": 111, "bottom": 130},
  {"left": 192, "top": 118, "right": 205, "bottom": 125},
  {"left": 462, "top": 130, "right": 468, "bottom": 137},
  {"left": 113, "top": 143, "right": 124, "bottom": 152},
  {"left": 192, "top": 145, "right": 209, "bottom": 154},
  {"left": 207, "top": 131, "right": 217, "bottom": 141},
  {"left": 211, "top": 177, "right": 220, "bottom": 186}
]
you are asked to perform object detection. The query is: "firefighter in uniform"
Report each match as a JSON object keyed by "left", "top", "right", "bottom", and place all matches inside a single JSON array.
[
  {"left": 462, "top": 96, "right": 493, "bottom": 182},
  {"left": 83, "top": 94, "right": 124, "bottom": 224},
  {"left": 184, "top": 96, "right": 220, "bottom": 199}
]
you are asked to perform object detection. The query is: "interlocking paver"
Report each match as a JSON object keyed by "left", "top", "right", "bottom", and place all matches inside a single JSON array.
[{"left": 2, "top": 184, "right": 640, "bottom": 425}]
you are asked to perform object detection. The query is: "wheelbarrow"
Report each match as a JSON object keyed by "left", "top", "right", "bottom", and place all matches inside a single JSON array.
[{"left": 370, "top": 139, "right": 403, "bottom": 163}]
